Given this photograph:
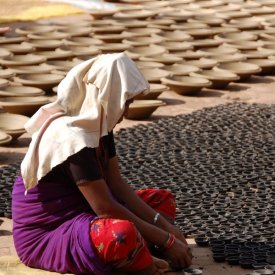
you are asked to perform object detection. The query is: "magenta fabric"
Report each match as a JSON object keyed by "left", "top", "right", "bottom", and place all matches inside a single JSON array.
[{"left": 12, "top": 176, "right": 111, "bottom": 275}]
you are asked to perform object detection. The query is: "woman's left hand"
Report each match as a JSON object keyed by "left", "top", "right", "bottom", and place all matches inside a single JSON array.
[{"left": 166, "top": 224, "right": 188, "bottom": 245}]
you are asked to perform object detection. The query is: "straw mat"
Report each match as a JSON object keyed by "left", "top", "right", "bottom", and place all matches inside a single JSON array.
[
  {"left": 0, "top": 256, "right": 73, "bottom": 275},
  {"left": 0, "top": 0, "right": 83, "bottom": 23}
]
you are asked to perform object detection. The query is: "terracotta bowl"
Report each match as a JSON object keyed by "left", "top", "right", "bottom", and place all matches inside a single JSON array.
[
  {"left": 262, "top": 44, "right": 275, "bottom": 51},
  {"left": 89, "top": 8, "right": 118, "bottom": 19},
  {"left": 184, "top": 28, "right": 215, "bottom": 39},
  {"left": 225, "top": 41, "right": 264, "bottom": 50},
  {"left": 175, "top": 50, "right": 209, "bottom": 60},
  {"left": 135, "top": 83, "right": 168, "bottom": 100},
  {"left": 126, "top": 99, "right": 165, "bottom": 120},
  {"left": 15, "top": 25, "right": 57, "bottom": 35},
  {"left": 0, "top": 36, "right": 27, "bottom": 45},
  {"left": 221, "top": 20, "right": 260, "bottom": 30},
  {"left": 147, "top": 18, "right": 175, "bottom": 26},
  {"left": 0, "top": 54, "right": 46, "bottom": 67},
  {"left": 153, "top": 31, "right": 193, "bottom": 42},
  {"left": 190, "top": 68, "right": 240, "bottom": 89},
  {"left": 113, "top": 10, "right": 156, "bottom": 20},
  {"left": 35, "top": 49, "right": 74, "bottom": 60},
  {"left": 156, "top": 41, "right": 193, "bottom": 52},
  {"left": 159, "top": 10, "right": 193, "bottom": 22},
  {"left": 125, "top": 45, "right": 167, "bottom": 59},
  {"left": 27, "top": 31, "right": 70, "bottom": 40},
  {"left": 113, "top": 19, "right": 148, "bottom": 28},
  {"left": 0, "top": 69, "right": 15, "bottom": 79},
  {"left": 200, "top": 46, "right": 239, "bottom": 56},
  {"left": 97, "top": 43, "right": 131, "bottom": 53},
  {"left": 124, "top": 27, "right": 162, "bottom": 37},
  {"left": 161, "top": 75, "right": 211, "bottom": 95},
  {"left": 1, "top": 43, "right": 34, "bottom": 55},
  {"left": 122, "top": 36, "right": 164, "bottom": 46},
  {"left": 9, "top": 63, "right": 53, "bottom": 75},
  {"left": 183, "top": 58, "right": 218, "bottom": 69},
  {"left": 245, "top": 6, "right": 275, "bottom": 16},
  {"left": 260, "top": 33, "right": 275, "bottom": 41},
  {"left": 136, "top": 61, "right": 165, "bottom": 69},
  {"left": 62, "top": 46, "right": 100, "bottom": 57},
  {"left": 52, "top": 21, "right": 92, "bottom": 28},
  {"left": 46, "top": 60, "right": 80, "bottom": 71},
  {"left": 0, "top": 130, "right": 12, "bottom": 145},
  {"left": 140, "top": 68, "right": 170, "bottom": 83},
  {"left": 215, "top": 61, "right": 262, "bottom": 80},
  {"left": 93, "top": 33, "right": 131, "bottom": 43},
  {"left": 242, "top": 48, "right": 275, "bottom": 59},
  {"left": 218, "top": 10, "right": 251, "bottom": 20},
  {"left": 191, "top": 16, "right": 225, "bottom": 26},
  {"left": 190, "top": 39, "right": 222, "bottom": 49},
  {"left": 0, "top": 112, "right": 29, "bottom": 139},
  {"left": 214, "top": 32, "right": 258, "bottom": 42},
  {"left": 63, "top": 37, "right": 103, "bottom": 46},
  {"left": 60, "top": 26, "right": 93, "bottom": 37},
  {"left": 0, "top": 48, "right": 12, "bottom": 58},
  {"left": 0, "top": 85, "right": 45, "bottom": 97},
  {"left": 140, "top": 53, "right": 183, "bottom": 65},
  {"left": 24, "top": 39, "right": 64, "bottom": 50},
  {"left": 170, "top": 22, "right": 208, "bottom": 30},
  {"left": 163, "top": 64, "right": 200, "bottom": 75},
  {"left": 245, "top": 58, "right": 275, "bottom": 75},
  {"left": 0, "top": 96, "right": 50, "bottom": 115},
  {"left": 14, "top": 73, "right": 64, "bottom": 92},
  {"left": 211, "top": 53, "right": 247, "bottom": 63},
  {"left": 0, "top": 79, "right": 9, "bottom": 89},
  {"left": 210, "top": 26, "right": 239, "bottom": 35},
  {"left": 92, "top": 25, "right": 125, "bottom": 34},
  {"left": 89, "top": 19, "right": 117, "bottom": 27}
]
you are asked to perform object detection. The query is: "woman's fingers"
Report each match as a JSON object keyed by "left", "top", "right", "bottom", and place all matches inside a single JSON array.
[{"left": 153, "top": 257, "right": 169, "bottom": 270}]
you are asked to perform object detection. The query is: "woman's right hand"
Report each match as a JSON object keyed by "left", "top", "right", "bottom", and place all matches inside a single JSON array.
[{"left": 163, "top": 238, "right": 193, "bottom": 270}]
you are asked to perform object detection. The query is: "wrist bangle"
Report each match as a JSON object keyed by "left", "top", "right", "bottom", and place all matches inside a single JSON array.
[
  {"left": 153, "top": 212, "right": 160, "bottom": 224},
  {"left": 164, "top": 234, "right": 175, "bottom": 251},
  {"left": 156, "top": 233, "right": 176, "bottom": 252}
]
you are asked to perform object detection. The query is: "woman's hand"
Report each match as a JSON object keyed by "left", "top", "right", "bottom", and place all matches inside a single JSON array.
[
  {"left": 166, "top": 224, "right": 188, "bottom": 245},
  {"left": 163, "top": 238, "right": 193, "bottom": 270}
]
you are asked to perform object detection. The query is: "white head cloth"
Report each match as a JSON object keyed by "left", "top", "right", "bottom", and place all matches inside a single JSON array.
[{"left": 21, "top": 53, "right": 149, "bottom": 190}]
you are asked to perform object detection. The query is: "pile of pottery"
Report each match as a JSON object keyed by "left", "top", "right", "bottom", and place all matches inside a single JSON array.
[
  {"left": 1, "top": 102, "right": 275, "bottom": 271},
  {"left": 115, "top": 102, "right": 275, "bottom": 270},
  {"left": 0, "top": 0, "right": 275, "bottom": 124}
]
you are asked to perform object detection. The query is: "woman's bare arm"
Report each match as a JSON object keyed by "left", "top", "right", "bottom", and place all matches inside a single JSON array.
[
  {"left": 106, "top": 156, "right": 174, "bottom": 230},
  {"left": 78, "top": 179, "right": 192, "bottom": 268},
  {"left": 79, "top": 179, "right": 169, "bottom": 247},
  {"left": 106, "top": 156, "right": 191, "bottom": 246}
]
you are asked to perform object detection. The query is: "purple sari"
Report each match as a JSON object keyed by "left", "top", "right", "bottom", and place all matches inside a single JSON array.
[{"left": 12, "top": 176, "right": 111, "bottom": 275}]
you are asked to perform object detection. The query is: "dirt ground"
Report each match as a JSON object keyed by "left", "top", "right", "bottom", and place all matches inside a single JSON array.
[{"left": 0, "top": 12, "right": 275, "bottom": 275}]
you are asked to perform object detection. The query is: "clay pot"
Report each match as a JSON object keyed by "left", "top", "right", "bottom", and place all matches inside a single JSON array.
[
  {"left": 0, "top": 112, "right": 29, "bottom": 139},
  {"left": 161, "top": 75, "right": 212, "bottom": 95}
]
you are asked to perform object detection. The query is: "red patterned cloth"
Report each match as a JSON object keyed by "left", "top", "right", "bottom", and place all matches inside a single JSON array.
[{"left": 90, "top": 188, "right": 176, "bottom": 272}]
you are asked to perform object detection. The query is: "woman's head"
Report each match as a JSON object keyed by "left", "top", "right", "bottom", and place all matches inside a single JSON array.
[{"left": 22, "top": 53, "right": 149, "bottom": 189}]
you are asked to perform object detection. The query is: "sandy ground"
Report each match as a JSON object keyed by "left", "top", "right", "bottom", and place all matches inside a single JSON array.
[{"left": 0, "top": 13, "right": 275, "bottom": 275}]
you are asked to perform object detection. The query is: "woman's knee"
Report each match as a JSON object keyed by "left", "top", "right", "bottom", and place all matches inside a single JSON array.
[{"left": 90, "top": 218, "right": 142, "bottom": 261}]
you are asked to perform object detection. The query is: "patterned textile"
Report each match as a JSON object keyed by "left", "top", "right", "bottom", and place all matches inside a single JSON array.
[
  {"left": 90, "top": 189, "right": 176, "bottom": 272},
  {"left": 136, "top": 189, "right": 176, "bottom": 221}
]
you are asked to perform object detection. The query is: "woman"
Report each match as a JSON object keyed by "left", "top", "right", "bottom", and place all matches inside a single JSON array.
[{"left": 12, "top": 53, "right": 192, "bottom": 275}]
